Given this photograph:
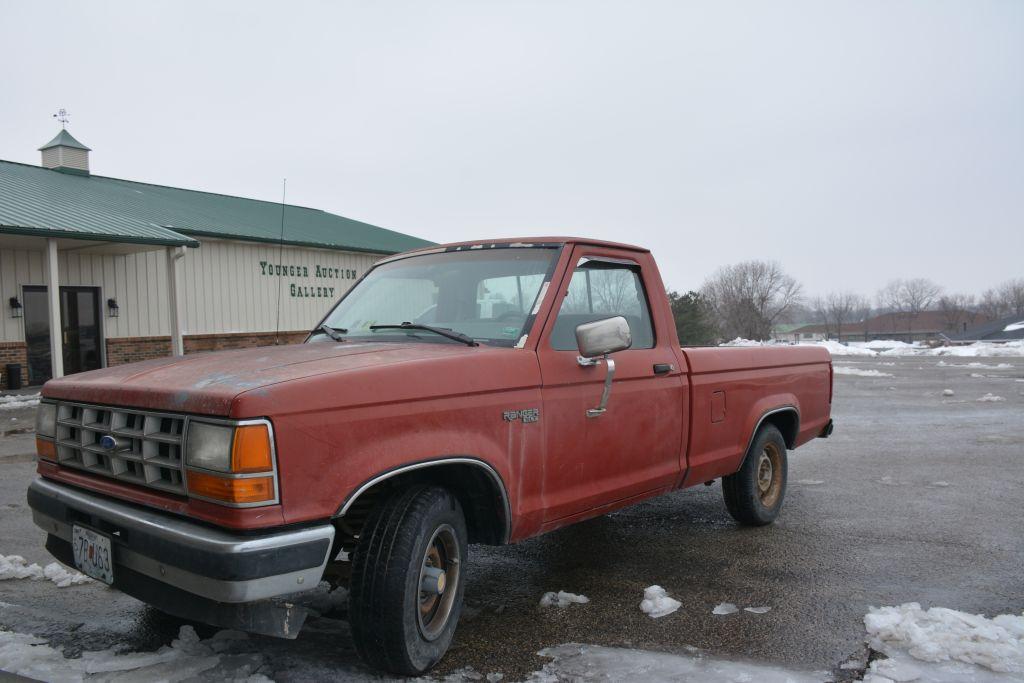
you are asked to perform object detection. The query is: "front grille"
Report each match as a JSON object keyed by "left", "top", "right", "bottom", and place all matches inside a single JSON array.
[{"left": 54, "top": 402, "right": 187, "bottom": 495}]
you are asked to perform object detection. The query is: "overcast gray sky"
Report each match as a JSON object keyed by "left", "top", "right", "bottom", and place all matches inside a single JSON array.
[{"left": 1, "top": 0, "right": 1021, "bottom": 298}]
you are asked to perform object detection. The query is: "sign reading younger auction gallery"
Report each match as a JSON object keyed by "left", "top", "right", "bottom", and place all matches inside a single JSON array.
[{"left": 259, "top": 261, "right": 358, "bottom": 298}]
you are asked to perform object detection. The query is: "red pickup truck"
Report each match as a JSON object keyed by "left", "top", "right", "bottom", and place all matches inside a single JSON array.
[{"left": 29, "top": 237, "right": 833, "bottom": 674}]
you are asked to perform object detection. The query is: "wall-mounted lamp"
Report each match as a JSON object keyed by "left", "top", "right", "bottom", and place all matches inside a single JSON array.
[
  {"left": 107, "top": 298, "right": 120, "bottom": 318},
  {"left": 8, "top": 297, "right": 22, "bottom": 318}
]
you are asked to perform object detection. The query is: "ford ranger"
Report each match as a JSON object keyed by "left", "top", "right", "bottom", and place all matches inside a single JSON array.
[{"left": 28, "top": 237, "right": 833, "bottom": 675}]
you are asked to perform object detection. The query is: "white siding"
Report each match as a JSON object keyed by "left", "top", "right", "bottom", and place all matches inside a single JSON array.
[
  {"left": 0, "top": 239, "right": 383, "bottom": 343},
  {"left": 177, "top": 238, "right": 379, "bottom": 335}
]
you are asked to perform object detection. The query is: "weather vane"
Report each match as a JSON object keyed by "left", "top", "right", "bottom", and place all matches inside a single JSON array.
[{"left": 53, "top": 108, "right": 69, "bottom": 128}]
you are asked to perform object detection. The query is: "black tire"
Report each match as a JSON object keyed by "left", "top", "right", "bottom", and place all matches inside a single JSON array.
[
  {"left": 722, "top": 424, "right": 788, "bottom": 526},
  {"left": 349, "top": 485, "right": 468, "bottom": 675}
]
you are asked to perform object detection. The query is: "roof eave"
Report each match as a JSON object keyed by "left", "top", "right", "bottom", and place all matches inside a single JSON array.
[
  {"left": 173, "top": 228, "right": 410, "bottom": 255},
  {"left": 0, "top": 224, "right": 199, "bottom": 248}
]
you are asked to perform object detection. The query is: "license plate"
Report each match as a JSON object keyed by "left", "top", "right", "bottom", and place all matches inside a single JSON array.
[{"left": 71, "top": 525, "right": 114, "bottom": 584}]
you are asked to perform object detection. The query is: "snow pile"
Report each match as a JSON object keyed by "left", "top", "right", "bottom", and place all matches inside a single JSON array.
[
  {"left": 888, "top": 341, "right": 1024, "bottom": 358},
  {"left": 639, "top": 585, "right": 681, "bottom": 618},
  {"left": 540, "top": 591, "right": 590, "bottom": 608},
  {"left": 0, "top": 555, "right": 92, "bottom": 587},
  {"left": 864, "top": 603, "right": 1024, "bottom": 676},
  {"left": 861, "top": 340, "right": 915, "bottom": 351},
  {"left": 0, "top": 393, "right": 40, "bottom": 411},
  {"left": 834, "top": 366, "right": 894, "bottom": 377},
  {"left": 531, "top": 643, "right": 823, "bottom": 682},
  {"left": 805, "top": 340, "right": 878, "bottom": 356},
  {"left": 977, "top": 394, "right": 1006, "bottom": 403},
  {"left": 712, "top": 602, "right": 738, "bottom": 615},
  {"left": 745, "top": 606, "right": 772, "bottom": 614},
  {"left": 943, "top": 389, "right": 955, "bottom": 396},
  {"left": 720, "top": 339, "right": 1024, "bottom": 358},
  {"left": 938, "top": 360, "right": 1013, "bottom": 369},
  {"left": 1005, "top": 321, "right": 1024, "bottom": 333},
  {"left": 0, "top": 625, "right": 270, "bottom": 682},
  {"left": 720, "top": 337, "right": 766, "bottom": 347}
]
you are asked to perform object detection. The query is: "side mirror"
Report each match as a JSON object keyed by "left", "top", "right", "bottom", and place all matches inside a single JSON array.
[
  {"left": 574, "top": 316, "right": 632, "bottom": 418},
  {"left": 575, "top": 316, "right": 632, "bottom": 359}
]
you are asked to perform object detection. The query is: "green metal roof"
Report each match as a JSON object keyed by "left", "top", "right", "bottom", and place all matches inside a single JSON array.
[
  {"left": 38, "top": 129, "right": 91, "bottom": 151},
  {"left": 0, "top": 159, "right": 434, "bottom": 253}
]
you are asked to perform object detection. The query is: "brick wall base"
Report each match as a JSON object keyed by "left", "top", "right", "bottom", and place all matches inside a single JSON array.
[
  {"left": 104, "top": 331, "right": 310, "bottom": 368},
  {"left": 0, "top": 342, "right": 28, "bottom": 390}
]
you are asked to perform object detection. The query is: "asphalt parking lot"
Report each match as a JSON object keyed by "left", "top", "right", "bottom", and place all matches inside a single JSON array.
[{"left": 1, "top": 355, "right": 1022, "bottom": 680}]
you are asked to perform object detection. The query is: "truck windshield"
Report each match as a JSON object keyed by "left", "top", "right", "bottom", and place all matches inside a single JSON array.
[{"left": 311, "top": 247, "right": 559, "bottom": 347}]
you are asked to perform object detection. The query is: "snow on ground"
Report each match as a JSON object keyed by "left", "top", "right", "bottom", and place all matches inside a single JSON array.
[
  {"left": 712, "top": 602, "right": 738, "bottom": 615},
  {"left": 977, "top": 394, "right": 1006, "bottom": 403},
  {"left": 834, "top": 366, "right": 894, "bottom": 377},
  {"left": 540, "top": 591, "right": 590, "bottom": 608},
  {"left": 719, "top": 339, "right": 1024, "bottom": 358},
  {"left": 0, "top": 393, "right": 40, "bottom": 411},
  {"left": 0, "top": 555, "right": 92, "bottom": 588},
  {"left": 864, "top": 603, "right": 1024, "bottom": 682},
  {"left": 0, "top": 625, "right": 271, "bottom": 683},
  {"left": 745, "top": 606, "right": 772, "bottom": 614},
  {"left": 639, "top": 585, "right": 682, "bottom": 618},
  {"left": 938, "top": 361, "right": 1014, "bottom": 369},
  {"left": 528, "top": 643, "right": 825, "bottom": 682}
]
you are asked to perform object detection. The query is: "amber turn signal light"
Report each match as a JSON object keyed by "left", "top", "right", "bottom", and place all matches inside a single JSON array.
[
  {"left": 187, "top": 471, "right": 275, "bottom": 504},
  {"left": 36, "top": 438, "right": 57, "bottom": 462},
  {"left": 231, "top": 424, "right": 273, "bottom": 473}
]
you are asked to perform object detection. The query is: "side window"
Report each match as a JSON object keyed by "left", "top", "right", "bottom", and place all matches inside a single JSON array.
[{"left": 550, "top": 260, "right": 655, "bottom": 351}]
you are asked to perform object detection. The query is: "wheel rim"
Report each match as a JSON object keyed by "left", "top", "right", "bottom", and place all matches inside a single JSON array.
[
  {"left": 756, "top": 443, "right": 783, "bottom": 508},
  {"left": 417, "top": 524, "right": 460, "bottom": 641}
]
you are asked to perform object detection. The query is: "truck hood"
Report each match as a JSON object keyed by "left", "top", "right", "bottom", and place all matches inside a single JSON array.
[{"left": 42, "top": 341, "right": 478, "bottom": 415}]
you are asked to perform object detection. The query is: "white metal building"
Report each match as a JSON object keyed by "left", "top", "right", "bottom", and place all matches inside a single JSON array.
[{"left": 0, "top": 129, "right": 432, "bottom": 389}]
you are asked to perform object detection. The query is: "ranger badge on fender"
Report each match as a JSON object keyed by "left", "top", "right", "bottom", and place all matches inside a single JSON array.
[{"left": 503, "top": 408, "right": 540, "bottom": 423}]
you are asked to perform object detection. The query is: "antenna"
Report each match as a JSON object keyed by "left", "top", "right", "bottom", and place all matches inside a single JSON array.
[
  {"left": 53, "top": 108, "right": 69, "bottom": 128},
  {"left": 274, "top": 179, "right": 287, "bottom": 345}
]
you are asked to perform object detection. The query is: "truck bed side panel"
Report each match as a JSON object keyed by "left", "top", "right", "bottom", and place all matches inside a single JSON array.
[{"left": 680, "top": 346, "right": 832, "bottom": 487}]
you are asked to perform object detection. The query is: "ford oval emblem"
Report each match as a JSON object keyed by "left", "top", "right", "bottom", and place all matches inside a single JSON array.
[{"left": 99, "top": 435, "right": 117, "bottom": 450}]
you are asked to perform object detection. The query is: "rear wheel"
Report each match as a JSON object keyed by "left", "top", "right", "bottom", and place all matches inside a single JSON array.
[
  {"left": 349, "top": 485, "right": 467, "bottom": 675},
  {"left": 722, "top": 424, "right": 788, "bottom": 526}
]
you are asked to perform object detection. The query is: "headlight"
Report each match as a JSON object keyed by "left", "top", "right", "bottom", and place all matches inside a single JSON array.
[
  {"left": 35, "top": 402, "right": 56, "bottom": 438},
  {"left": 35, "top": 401, "right": 57, "bottom": 462},
  {"left": 184, "top": 420, "right": 277, "bottom": 506},
  {"left": 185, "top": 422, "right": 234, "bottom": 472}
]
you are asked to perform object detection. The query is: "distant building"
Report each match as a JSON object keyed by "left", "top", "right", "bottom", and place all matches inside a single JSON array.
[
  {"left": 772, "top": 323, "right": 825, "bottom": 343},
  {"left": 949, "top": 314, "right": 1024, "bottom": 342},
  {"left": 0, "top": 128, "right": 433, "bottom": 389},
  {"left": 788, "top": 310, "right": 990, "bottom": 344}
]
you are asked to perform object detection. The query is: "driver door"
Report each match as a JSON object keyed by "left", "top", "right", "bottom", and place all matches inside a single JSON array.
[{"left": 536, "top": 247, "right": 684, "bottom": 525}]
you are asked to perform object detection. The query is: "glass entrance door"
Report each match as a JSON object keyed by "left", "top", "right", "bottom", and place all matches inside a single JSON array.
[
  {"left": 21, "top": 286, "right": 104, "bottom": 385},
  {"left": 60, "top": 287, "right": 103, "bottom": 376},
  {"left": 22, "top": 286, "right": 52, "bottom": 385}
]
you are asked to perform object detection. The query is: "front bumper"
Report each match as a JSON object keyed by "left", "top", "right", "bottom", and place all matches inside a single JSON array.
[{"left": 28, "top": 477, "right": 335, "bottom": 637}]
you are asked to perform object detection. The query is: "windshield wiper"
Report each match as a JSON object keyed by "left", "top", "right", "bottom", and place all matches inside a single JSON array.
[
  {"left": 369, "top": 322, "right": 478, "bottom": 347},
  {"left": 315, "top": 323, "right": 348, "bottom": 342}
]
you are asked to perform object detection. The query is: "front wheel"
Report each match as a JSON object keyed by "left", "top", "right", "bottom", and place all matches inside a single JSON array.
[
  {"left": 349, "top": 485, "right": 467, "bottom": 675},
  {"left": 722, "top": 424, "right": 788, "bottom": 526}
]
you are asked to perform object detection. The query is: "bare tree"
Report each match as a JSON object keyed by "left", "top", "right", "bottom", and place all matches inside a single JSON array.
[
  {"left": 825, "top": 291, "right": 869, "bottom": 341},
  {"left": 998, "top": 278, "right": 1024, "bottom": 317},
  {"left": 978, "top": 288, "right": 1008, "bottom": 319},
  {"left": 811, "top": 297, "right": 832, "bottom": 339},
  {"left": 701, "top": 261, "right": 804, "bottom": 340},
  {"left": 902, "top": 278, "right": 942, "bottom": 317},
  {"left": 876, "top": 278, "right": 942, "bottom": 338},
  {"left": 937, "top": 294, "right": 977, "bottom": 334}
]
